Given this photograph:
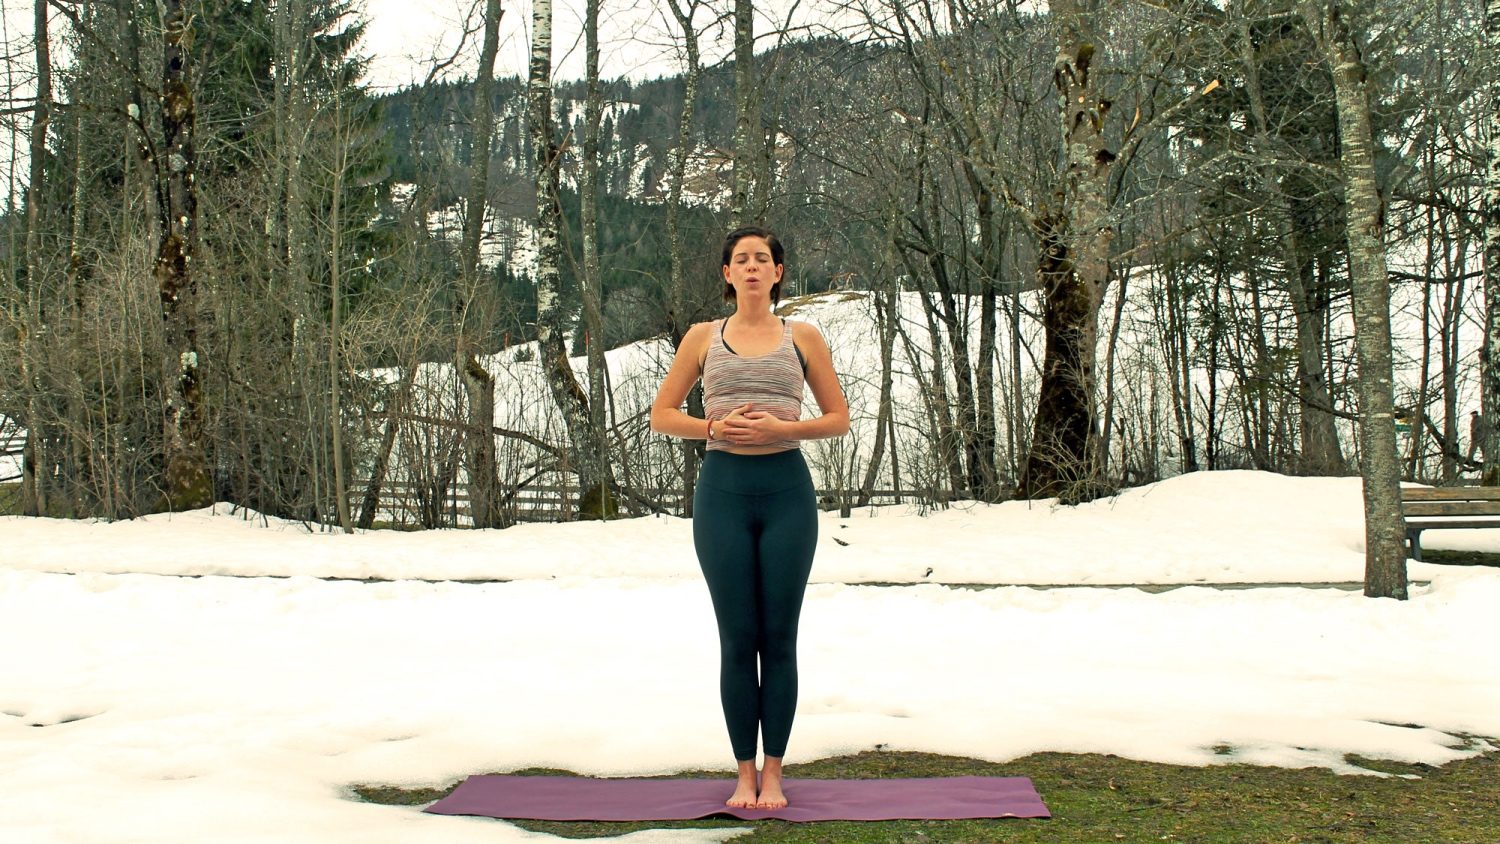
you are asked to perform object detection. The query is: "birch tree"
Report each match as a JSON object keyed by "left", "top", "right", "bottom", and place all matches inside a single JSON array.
[
  {"left": 730, "top": 0, "right": 760, "bottom": 226},
  {"left": 529, "top": 0, "right": 608, "bottom": 515}
]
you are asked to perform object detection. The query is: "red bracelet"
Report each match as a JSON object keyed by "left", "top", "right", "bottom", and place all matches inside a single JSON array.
[{"left": 706, "top": 417, "right": 715, "bottom": 440}]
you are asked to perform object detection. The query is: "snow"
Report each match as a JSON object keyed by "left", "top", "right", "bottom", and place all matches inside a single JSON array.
[
  {"left": 351, "top": 290, "right": 1042, "bottom": 527},
  {"left": 424, "top": 199, "right": 538, "bottom": 277},
  {"left": 4, "top": 470, "right": 1500, "bottom": 842}
]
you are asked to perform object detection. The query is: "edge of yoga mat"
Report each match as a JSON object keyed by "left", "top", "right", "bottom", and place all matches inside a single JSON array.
[{"left": 422, "top": 774, "right": 1051, "bottom": 823}]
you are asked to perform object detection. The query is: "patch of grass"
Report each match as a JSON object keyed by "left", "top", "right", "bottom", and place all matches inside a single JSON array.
[{"left": 352, "top": 745, "right": 1500, "bottom": 842}]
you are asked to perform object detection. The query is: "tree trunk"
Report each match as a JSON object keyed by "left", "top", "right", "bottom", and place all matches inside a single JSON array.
[
  {"left": 665, "top": 0, "right": 704, "bottom": 516},
  {"left": 20, "top": 0, "right": 51, "bottom": 517},
  {"left": 1411, "top": 242, "right": 1434, "bottom": 479},
  {"left": 359, "top": 367, "right": 418, "bottom": 530},
  {"left": 1162, "top": 262, "right": 1198, "bottom": 472},
  {"left": 120, "top": 0, "right": 153, "bottom": 228},
  {"left": 1099, "top": 265, "right": 1130, "bottom": 479},
  {"left": 1304, "top": 0, "right": 1406, "bottom": 599},
  {"left": 730, "top": 0, "right": 758, "bottom": 227},
  {"left": 580, "top": 0, "right": 615, "bottom": 518},
  {"left": 665, "top": 0, "right": 702, "bottom": 306},
  {"left": 156, "top": 0, "right": 212, "bottom": 511},
  {"left": 1207, "top": 266, "right": 1223, "bottom": 470},
  {"left": 858, "top": 288, "right": 898, "bottom": 506},
  {"left": 458, "top": 0, "right": 505, "bottom": 529},
  {"left": 1021, "top": 213, "right": 1103, "bottom": 501},
  {"left": 1009, "top": 265, "right": 1027, "bottom": 480},
  {"left": 328, "top": 112, "right": 352, "bottom": 534},
  {"left": 918, "top": 289, "right": 964, "bottom": 497},
  {"left": 964, "top": 161, "right": 1002, "bottom": 500},
  {"left": 66, "top": 42, "right": 92, "bottom": 518},
  {"left": 1018, "top": 0, "right": 1114, "bottom": 503},
  {"left": 1285, "top": 206, "right": 1346, "bottom": 475},
  {"left": 530, "top": 0, "right": 606, "bottom": 516},
  {"left": 274, "top": 0, "right": 317, "bottom": 518},
  {"left": 1439, "top": 230, "right": 1463, "bottom": 483},
  {"left": 1482, "top": 0, "right": 1500, "bottom": 484}
]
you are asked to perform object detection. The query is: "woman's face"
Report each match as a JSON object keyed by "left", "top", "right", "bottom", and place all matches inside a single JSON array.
[{"left": 722, "top": 236, "right": 784, "bottom": 301}]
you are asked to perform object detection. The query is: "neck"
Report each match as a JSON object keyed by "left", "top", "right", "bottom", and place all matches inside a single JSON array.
[{"left": 731, "top": 304, "right": 776, "bottom": 325}]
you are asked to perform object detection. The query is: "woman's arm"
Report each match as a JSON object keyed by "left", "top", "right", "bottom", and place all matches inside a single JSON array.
[
  {"left": 650, "top": 323, "right": 720, "bottom": 440},
  {"left": 784, "top": 322, "right": 850, "bottom": 439}
]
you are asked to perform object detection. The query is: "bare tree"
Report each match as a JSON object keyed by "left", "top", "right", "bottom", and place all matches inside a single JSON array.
[
  {"left": 324, "top": 92, "right": 356, "bottom": 533},
  {"left": 1229, "top": 0, "right": 1346, "bottom": 475},
  {"left": 1483, "top": 0, "right": 1500, "bottom": 483},
  {"left": 1015, "top": 0, "right": 1121, "bottom": 500},
  {"left": 19, "top": 0, "right": 51, "bottom": 516},
  {"left": 1016, "top": 0, "right": 1218, "bottom": 501},
  {"left": 663, "top": 0, "right": 710, "bottom": 515},
  {"left": 529, "top": 0, "right": 606, "bottom": 515},
  {"left": 730, "top": 0, "right": 759, "bottom": 226},
  {"left": 1299, "top": 0, "right": 1406, "bottom": 599},
  {"left": 857, "top": 279, "right": 899, "bottom": 505},
  {"left": 579, "top": 0, "right": 615, "bottom": 517},
  {"left": 458, "top": 0, "right": 506, "bottom": 529},
  {"left": 157, "top": 0, "right": 212, "bottom": 510}
]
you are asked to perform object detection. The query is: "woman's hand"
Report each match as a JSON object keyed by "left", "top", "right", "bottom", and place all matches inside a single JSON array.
[{"left": 719, "top": 404, "right": 787, "bottom": 446}]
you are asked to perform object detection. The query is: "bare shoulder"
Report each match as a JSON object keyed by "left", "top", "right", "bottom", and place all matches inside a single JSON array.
[
  {"left": 789, "top": 319, "right": 829, "bottom": 349},
  {"left": 685, "top": 320, "right": 718, "bottom": 366},
  {"left": 679, "top": 320, "right": 717, "bottom": 348}
]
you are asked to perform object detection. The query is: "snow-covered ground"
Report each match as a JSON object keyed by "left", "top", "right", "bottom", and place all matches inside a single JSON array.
[{"left": 3, "top": 470, "right": 1498, "bottom": 842}]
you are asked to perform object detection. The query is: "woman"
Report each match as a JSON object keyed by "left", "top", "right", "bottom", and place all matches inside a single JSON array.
[{"left": 650, "top": 226, "right": 849, "bottom": 810}]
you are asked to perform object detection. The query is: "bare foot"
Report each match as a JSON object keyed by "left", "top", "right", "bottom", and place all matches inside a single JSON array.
[
  {"left": 756, "top": 757, "right": 788, "bottom": 809},
  {"left": 726, "top": 761, "right": 758, "bottom": 808},
  {"left": 755, "top": 781, "right": 787, "bottom": 810}
]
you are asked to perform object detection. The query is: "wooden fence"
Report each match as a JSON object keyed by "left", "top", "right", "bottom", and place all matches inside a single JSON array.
[{"left": 350, "top": 479, "right": 912, "bottom": 526}]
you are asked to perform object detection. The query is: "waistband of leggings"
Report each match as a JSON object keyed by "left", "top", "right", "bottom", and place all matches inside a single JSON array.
[{"left": 698, "top": 448, "right": 811, "bottom": 495}]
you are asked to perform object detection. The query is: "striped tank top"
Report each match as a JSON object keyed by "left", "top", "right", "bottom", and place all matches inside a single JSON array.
[{"left": 703, "top": 318, "right": 805, "bottom": 452}]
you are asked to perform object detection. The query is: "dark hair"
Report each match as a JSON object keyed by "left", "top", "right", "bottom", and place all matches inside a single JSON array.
[{"left": 721, "top": 226, "right": 785, "bottom": 306}]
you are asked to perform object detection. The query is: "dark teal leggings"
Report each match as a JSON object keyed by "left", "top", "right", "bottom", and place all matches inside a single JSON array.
[{"left": 693, "top": 449, "right": 819, "bottom": 761}]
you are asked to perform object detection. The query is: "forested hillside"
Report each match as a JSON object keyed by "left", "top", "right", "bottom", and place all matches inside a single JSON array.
[{"left": 1, "top": 0, "right": 1493, "bottom": 578}]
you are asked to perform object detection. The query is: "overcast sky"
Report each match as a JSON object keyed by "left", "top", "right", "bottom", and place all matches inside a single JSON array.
[
  {"left": 348, "top": 0, "right": 852, "bottom": 90},
  {"left": 0, "top": 0, "right": 858, "bottom": 88}
]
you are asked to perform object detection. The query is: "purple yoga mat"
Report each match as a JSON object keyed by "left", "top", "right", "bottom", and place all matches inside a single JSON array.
[{"left": 423, "top": 774, "right": 1050, "bottom": 823}]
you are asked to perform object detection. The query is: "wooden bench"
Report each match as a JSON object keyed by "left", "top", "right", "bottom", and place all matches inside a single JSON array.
[{"left": 1400, "top": 486, "right": 1500, "bottom": 560}]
